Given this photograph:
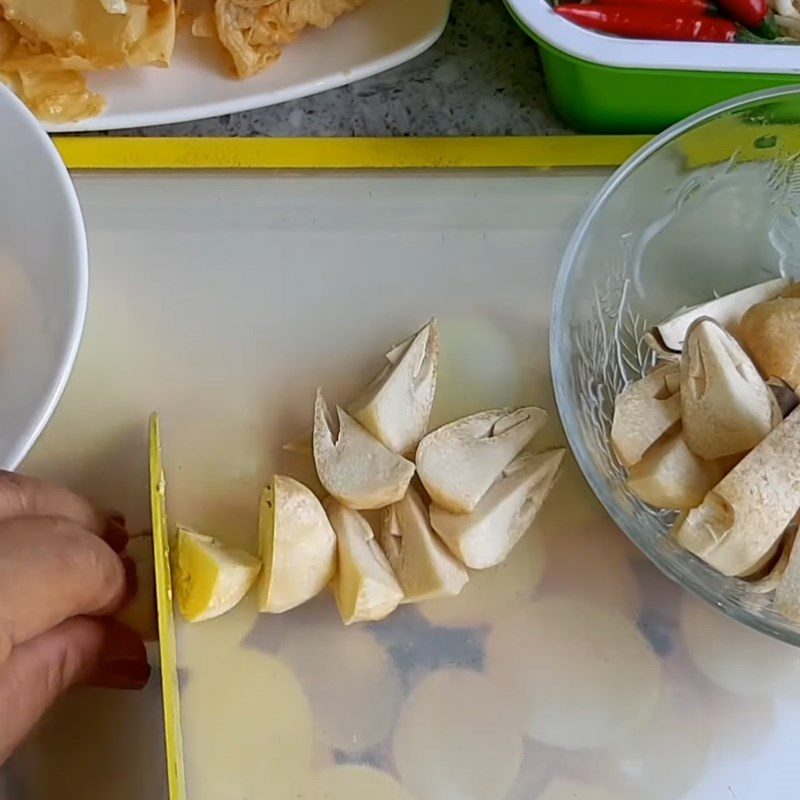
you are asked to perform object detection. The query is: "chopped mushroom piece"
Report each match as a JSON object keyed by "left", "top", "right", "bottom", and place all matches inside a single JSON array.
[
  {"left": 416, "top": 407, "right": 547, "bottom": 514},
  {"left": 649, "top": 277, "right": 789, "bottom": 354},
  {"left": 610, "top": 364, "right": 681, "bottom": 467},
  {"left": 258, "top": 476, "right": 337, "bottom": 613},
  {"left": 740, "top": 297, "right": 800, "bottom": 391},
  {"left": 674, "top": 405, "right": 800, "bottom": 577},
  {"left": 431, "top": 449, "right": 564, "bottom": 569},
  {"left": 680, "top": 318, "right": 779, "bottom": 460},
  {"left": 325, "top": 499, "right": 404, "bottom": 624},
  {"left": 313, "top": 389, "right": 415, "bottom": 510},
  {"left": 349, "top": 320, "right": 438, "bottom": 455},
  {"left": 379, "top": 485, "right": 468, "bottom": 602},
  {"left": 626, "top": 432, "right": 726, "bottom": 511}
]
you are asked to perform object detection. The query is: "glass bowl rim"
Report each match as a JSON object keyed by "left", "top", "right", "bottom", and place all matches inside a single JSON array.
[{"left": 550, "top": 84, "right": 800, "bottom": 647}]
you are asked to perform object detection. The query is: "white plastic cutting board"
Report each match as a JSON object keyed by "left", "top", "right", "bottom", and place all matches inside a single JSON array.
[{"left": 4, "top": 169, "right": 800, "bottom": 800}]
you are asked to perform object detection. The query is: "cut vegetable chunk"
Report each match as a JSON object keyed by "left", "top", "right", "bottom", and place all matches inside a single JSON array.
[
  {"left": 314, "top": 389, "right": 415, "bottom": 510},
  {"left": 650, "top": 277, "right": 789, "bottom": 353},
  {"left": 674, "top": 405, "right": 800, "bottom": 576},
  {"left": 258, "top": 475, "right": 337, "bottom": 614},
  {"left": 417, "top": 526, "right": 545, "bottom": 628},
  {"left": 416, "top": 406, "right": 547, "bottom": 514},
  {"left": 431, "top": 449, "right": 564, "bottom": 569},
  {"left": 379, "top": 486, "right": 468, "bottom": 602},
  {"left": 610, "top": 364, "right": 680, "bottom": 467},
  {"left": 175, "top": 527, "right": 261, "bottom": 623},
  {"left": 349, "top": 319, "right": 438, "bottom": 455},
  {"left": 740, "top": 297, "right": 800, "bottom": 390},
  {"left": 680, "top": 318, "right": 778, "bottom": 459},
  {"left": 626, "top": 432, "right": 725, "bottom": 511},
  {"left": 325, "top": 499, "right": 403, "bottom": 624}
]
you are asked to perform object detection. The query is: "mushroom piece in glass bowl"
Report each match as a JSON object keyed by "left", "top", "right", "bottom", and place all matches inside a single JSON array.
[{"left": 551, "top": 86, "right": 800, "bottom": 647}]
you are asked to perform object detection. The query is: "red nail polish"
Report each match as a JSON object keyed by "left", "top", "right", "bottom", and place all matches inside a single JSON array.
[{"left": 103, "top": 516, "right": 129, "bottom": 554}]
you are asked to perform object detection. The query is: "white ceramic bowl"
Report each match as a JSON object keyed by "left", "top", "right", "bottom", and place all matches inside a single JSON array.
[{"left": 0, "top": 85, "right": 88, "bottom": 469}]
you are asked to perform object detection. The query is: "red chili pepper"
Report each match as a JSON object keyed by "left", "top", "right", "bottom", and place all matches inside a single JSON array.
[
  {"left": 715, "top": 0, "right": 766, "bottom": 28},
  {"left": 592, "top": 0, "right": 714, "bottom": 11},
  {"left": 555, "top": 5, "right": 739, "bottom": 41}
]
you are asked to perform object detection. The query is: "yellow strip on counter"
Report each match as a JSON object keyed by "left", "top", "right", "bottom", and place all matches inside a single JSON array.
[{"left": 53, "top": 136, "right": 649, "bottom": 170}]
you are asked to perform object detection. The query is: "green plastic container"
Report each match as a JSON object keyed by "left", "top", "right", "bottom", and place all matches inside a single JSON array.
[{"left": 505, "top": 0, "right": 800, "bottom": 133}]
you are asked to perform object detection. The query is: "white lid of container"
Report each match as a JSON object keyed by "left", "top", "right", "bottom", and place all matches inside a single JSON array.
[{"left": 507, "top": 0, "right": 800, "bottom": 74}]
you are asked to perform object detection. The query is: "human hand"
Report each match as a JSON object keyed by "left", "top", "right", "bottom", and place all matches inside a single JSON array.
[{"left": 0, "top": 473, "right": 149, "bottom": 765}]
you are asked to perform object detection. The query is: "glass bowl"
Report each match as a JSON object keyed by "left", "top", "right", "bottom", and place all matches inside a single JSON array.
[{"left": 551, "top": 86, "right": 800, "bottom": 646}]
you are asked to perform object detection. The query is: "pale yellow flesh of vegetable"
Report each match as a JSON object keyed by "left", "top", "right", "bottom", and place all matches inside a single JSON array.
[
  {"left": 674, "top": 405, "right": 800, "bottom": 576},
  {"left": 650, "top": 277, "right": 789, "bottom": 353},
  {"left": 313, "top": 389, "right": 415, "bottom": 510},
  {"left": 258, "top": 475, "right": 337, "bottom": 614},
  {"left": 379, "top": 486, "right": 468, "bottom": 602},
  {"left": 626, "top": 432, "right": 726, "bottom": 511},
  {"left": 740, "top": 297, "right": 800, "bottom": 391},
  {"left": 349, "top": 319, "right": 438, "bottom": 455},
  {"left": 610, "top": 363, "right": 681, "bottom": 467},
  {"left": 325, "top": 499, "right": 403, "bottom": 624},
  {"left": 430, "top": 449, "right": 565, "bottom": 569},
  {"left": 175, "top": 527, "right": 261, "bottom": 623},
  {"left": 416, "top": 406, "right": 548, "bottom": 514},
  {"left": 680, "top": 318, "right": 779, "bottom": 460}
]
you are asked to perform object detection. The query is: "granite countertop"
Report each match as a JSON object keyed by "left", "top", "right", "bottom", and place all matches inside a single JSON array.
[{"left": 124, "top": 0, "right": 569, "bottom": 137}]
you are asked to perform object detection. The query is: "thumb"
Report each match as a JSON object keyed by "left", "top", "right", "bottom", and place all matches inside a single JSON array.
[{"left": 0, "top": 618, "right": 149, "bottom": 765}]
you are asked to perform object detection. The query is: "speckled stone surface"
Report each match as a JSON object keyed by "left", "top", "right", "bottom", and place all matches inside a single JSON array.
[{"left": 119, "top": 0, "right": 570, "bottom": 136}]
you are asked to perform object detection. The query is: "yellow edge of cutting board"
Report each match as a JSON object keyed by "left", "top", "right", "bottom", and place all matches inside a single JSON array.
[
  {"left": 52, "top": 135, "right": 649, "bottom": 170},
  {"left": 149, "top": 413, "right": 187, "bottom": 800}
]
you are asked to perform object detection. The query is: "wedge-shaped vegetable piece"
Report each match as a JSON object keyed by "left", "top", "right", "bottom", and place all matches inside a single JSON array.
[
  {"left": 740, "top": 297, "right": 800, "bottom": 390},
  {"left": 681, "top": 318, "right": 779, "bottom": 459},
  {"left": 431, "top": 449, "right": 565, "bottom": 569},
  {"left": 313, "top": 389, "right": 415, "bottom": 510},
  {"left": 325, "top": 499, "right": 404, "bottom": 624},
  {"left": 674, "top": 405, "right": 800, "bottom": 576},
  {"left": 349, "top": 320, "right": 438, "bottom": 455},
  {"left": 176, "top": 527, "right": 261, "bottom": 623},
  {"left": 650, "top": 277, "right": 789, "bottom": 354},
  {"left": 379, "top": 486, "right": 468, "bottom": 602},
  {"left": 626, "top": 432, "right": 725, "bottom": 511},
  {"left": 417, "top": 407, "right": 547, "bottom": 514},
  {"left": 611, "top": 364, "right": 680, "bottom": 467},
  {"left": 258, "top": 476, "right": 337, "bottom": 613}
]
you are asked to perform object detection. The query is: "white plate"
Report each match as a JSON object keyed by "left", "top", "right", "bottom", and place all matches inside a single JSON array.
[
  {"left": 44, "top": 0, "right": 451, "bottom": 133},
  {"left": 0, "top": 85, "right": 87, "bottom": 469}
]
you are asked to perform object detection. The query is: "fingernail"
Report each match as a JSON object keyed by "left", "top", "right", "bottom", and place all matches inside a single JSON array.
[
  {"left": 120, "top": 556, "right": 138, "bottom": 607},
  {"left": 93, "top": 659, "right": 151, "bottom": 690},
  {"left": 103, "top": 515, "right": 129, "bottom": 554}
]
